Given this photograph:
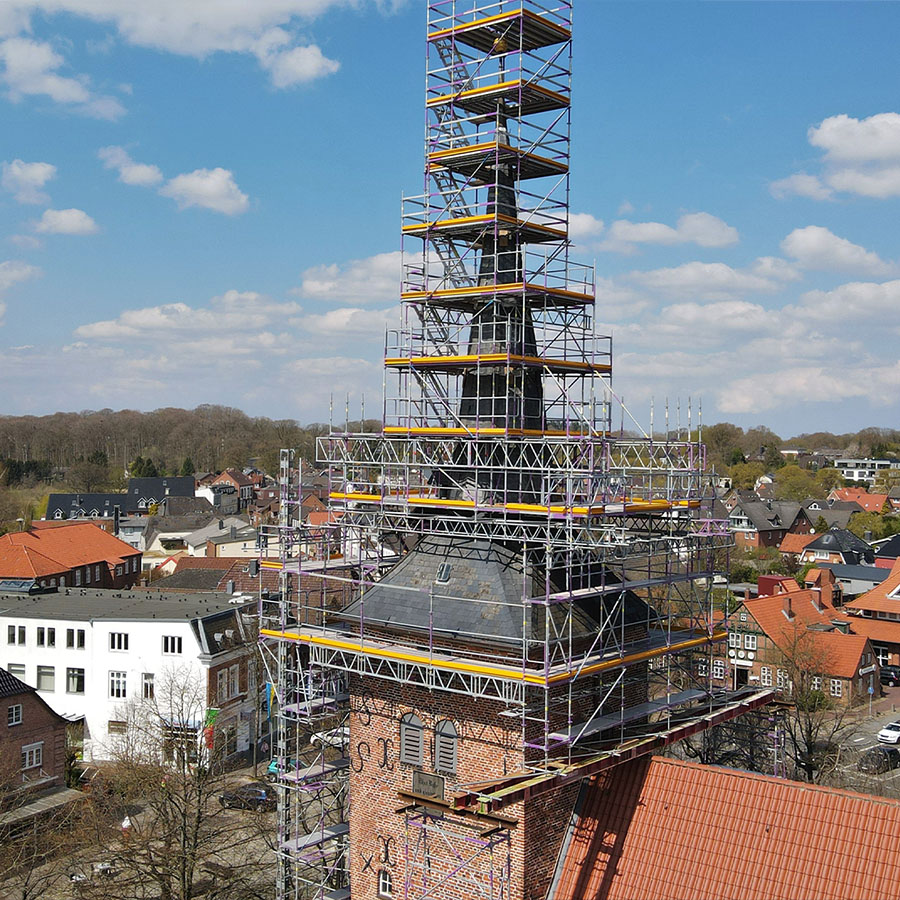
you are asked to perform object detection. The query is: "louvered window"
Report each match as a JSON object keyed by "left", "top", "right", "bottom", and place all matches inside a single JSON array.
[
  {"left": 400, "top": 713, "right": 424, "bottom": 766},
  {"left": 434, "top": 719, "right": 458, "bottom": 775}
]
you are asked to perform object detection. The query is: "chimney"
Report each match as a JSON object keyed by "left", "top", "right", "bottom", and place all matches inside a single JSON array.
[
  {"left": 832, "top": 619, "right": 850, "bottom": 635},
  {"left": 113, "top": 505, "right": 120, "bottom": 536},
  {"left": 744, "top": 588, "right": 750, "bottom": 604},
  {"left": 218, "top": 519, "right": 224, "bottom": 530},
  {"left": 230, "top": 525, "right": 237, "bottom": 539},
  {"left": 820, "top": 573, "right": 834, "bottom": 609},
  {"left": 227, "top": 579, "right": 235, "bottom": 595},
  {"left": 783, "top": 595, "right": 794, "bottom": 620},
  {"left": 864, "top": 530, "right": 873, "bottom": 542}
]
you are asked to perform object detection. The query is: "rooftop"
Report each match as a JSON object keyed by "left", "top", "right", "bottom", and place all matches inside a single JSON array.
[
  {"left": 0, "top": 587, "right": 254, "bottom": 622},
  {"left": 550, "top": 755, "right": 900, "bottom": 900}
]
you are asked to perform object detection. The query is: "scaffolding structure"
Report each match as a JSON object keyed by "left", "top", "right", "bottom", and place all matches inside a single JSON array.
[{"left": 260, "top": 3, "right": 771, "bottom": 898}]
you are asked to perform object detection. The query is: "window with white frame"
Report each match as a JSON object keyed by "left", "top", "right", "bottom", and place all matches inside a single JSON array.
[
  {"left": 142, "top": 673, "right": 155, "bottom": 700},
  {"left": 66, "top": 668, "right": 85, "bottom": 694},
  {"left": 811, "top": 675, "right": 822, "bottom": 692},
  {"left": 776, "top": 669, "right": 788, "bottom": 689},
  {"left": 711, "top": 659, "right": 726, "bottom": 680},
  {"left": 400, "top": 713, "right": 424, "bottom": 766},
  {"left": 434, "top": 719, "right": 458, "bottom": 775},
  {"left": 874, "top": 644, "right": 891, "bottom": 666},
  {"left": 728, "top": 632, "right": 741, "bottom": 649},
  {"left": 760, "top": 666, "right": 772, "bottom": 686},
  {"left": 697, "top": 658, "right": 709, "bottom": 677},
  {"left": 744, "top": 634, "right": 758, "bottom": 651},
  {"left": 36, "top": 666, "right": 54, "bottom": 692},
  {"left": 228, "top": 664, "right": 239, "bottom": 698},
  {"left": 6, "top": 626, "right": 14, "bottom": 645},
  {"left": 162, "top": 635, "right": 183, "bottom": 655},
  {"left": 21, "top": 742, "right": 42, "bottom": 769},
  {"left": 830, "top": 679, "right": 842, "bottom": 697},
  {"left": 95, "top": 565, "right": 101, "bottom": 582},
  {"left": 109, "top": 671, "right": 127, "bottom": 699},
  {"left": 85, "top": 566, "right": 91, "bottom": 584},
  {"left": 7, "top": 704, "right": 22, "bottom": 726},
  {"left": 109, "top": 632, "right": 128, "bottom": 651},
  {"left": 7, "top": 664, "right": 24, "bottom": 681},
  {"left": 378, "top": 869, "right": 393, "bottom": 898},
  {"left": 107, "top": 720, "right": 127, "bottom": 735},
  {"left": 74, "top": 568, "right": 81, "bottom": 586},
  {"left": 17, "top": 627, "right": 24, "bottom": 645},
  {"left": 37, "top": 627, "right": 45, "bottom": 646}
]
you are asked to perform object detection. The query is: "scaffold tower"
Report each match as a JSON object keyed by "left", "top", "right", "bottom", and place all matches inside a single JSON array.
[{"left": 259, "top": 3, "right": 772, "bottom": 899}]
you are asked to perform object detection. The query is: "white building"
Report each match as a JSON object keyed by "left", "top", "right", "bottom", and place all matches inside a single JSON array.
[
  {"left": 834, "top": 457, "right": 900, "bottom": 484},
  {"left": 0, "top": 588, "right": 260, "bottom": 762}
]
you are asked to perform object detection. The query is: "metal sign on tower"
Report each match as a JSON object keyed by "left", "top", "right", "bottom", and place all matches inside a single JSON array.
[{"left": 258, "top": 3, "right": 772, "bottom": 898}]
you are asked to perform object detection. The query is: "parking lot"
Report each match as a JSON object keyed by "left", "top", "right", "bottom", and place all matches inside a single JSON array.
[{"left": 837, "top": 686, "right": 900, "bottom": 790}]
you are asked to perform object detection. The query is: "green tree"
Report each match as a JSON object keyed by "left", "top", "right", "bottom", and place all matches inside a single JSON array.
[
  {"left": 67, "top": 460, "right": 109, "bottom": 492},
  {"left": 774, "top": 465, "right": 818, "bottom": 502},
  {"left": 813, "top": 516, "right": 829, "bottom": 534},
  {"left": 87, "top": 449, "right": 109, "bottom": 467},
  {"left": 814, "top": 467, "right": 845, "bottom": 494},
  {"left": 180, "top": 456, "right": 195, "bottom": 477},
  {"left": 728, "top": 461, "right": 766, "bottom": 490}
]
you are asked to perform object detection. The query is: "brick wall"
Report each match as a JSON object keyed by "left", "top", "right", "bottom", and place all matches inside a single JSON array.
[{"left": 0, "top": 690, "right": 66, "bottom": 790}]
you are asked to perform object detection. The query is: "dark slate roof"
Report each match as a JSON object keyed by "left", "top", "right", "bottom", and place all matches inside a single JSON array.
[
  {"left": 806, "top": 528, "right": 873, "bottom": 559},
  {"left": 127, "top": 477, "right": 195, "bottom": 506},
  {"left": 876, "top": 535, "right": 900, "bottom": 559},
  {"left": 46, "top": 492, "right": 126, "bottom": 519},
  {"left": 732, "top": 500, "right": 802, "bottom": 532},
  {"left": 337, "top": 537, "right": 652, "bottom": 647},
  {"left": 820, "top": 564, "right": 890, "bottom": 585},
  {"left": 158, "top": 496, "right": 215, "bottom": 517},
  {"left": 0, "top": 588, "right": 254, "bottom": 621},
  {"left": 0, "top": 665, "right": 35, "bottom": 698}
]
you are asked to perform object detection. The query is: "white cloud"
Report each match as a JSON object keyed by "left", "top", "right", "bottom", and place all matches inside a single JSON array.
[
  {"left": 627, "top": 261, "right": 779, "bottom": 300},
  {"left": 298, "top": 250, "right": 401, "bottom": 305},
  {"left": 258, "top": 42, "right": 340, "bottom": 88},
  {"left": 602, "top": 212, "right": 738, "bottom": 253},
  {"left": 8, "top": 234, "right": 42, "bottom": 249},
  {"left": 0, "top": 259, "right": 39, "bottom": 294},
  {"left": 1, "top": 158, "right": 56, "bottom": 203},
  {"left": 769, "top": 172, "right": 833, "bottom": 201},
  {"left": 749, "top": 256, "right": 802, "bottom": 282},
  {"left": 809, "top": 112, "right": 900, "bottom": 163},
  {"left": 798, "top": 278, "right": 900, "bottom": 318},
  {"left": 658, "top": 300, "right": 773, "bottom": 334},
  {"left": 98, "top": 145, "right": 163, "bottom": 187},
  {"left": 34, "top": 208, "right": 98, "bottom": 235},
  {"left": 159, "top": 168, "right": 249, "bottom": 215},
  {"left": 781, "top": 225, "right": 895, "bottom": 276},
  {"left": 0, "top": 3, "right": 350, "bottom": 95},
  {"left": 298, "top": 306, "right": 398, "bottom": 336},
  {"left": 0, "top": 36, "right": 124, "bottom": 118},
  {"left": 617, "top": 200, "right": 635, "bottom": 216},
  {"left": 568, "top": 212, "right": 605, "bottom": 241},
  {"left": 774, "top": 113, "right": 900, "bottom": 201}
]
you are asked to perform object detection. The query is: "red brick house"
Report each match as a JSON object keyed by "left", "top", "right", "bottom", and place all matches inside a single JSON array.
[
  {"left": 211, "top": 469, "right": 254, "bottom": 509},
  {"left": 721, "top": 572, "right": 876, "bottom": 705},
  {"left": 0, "top": 523, "right": 142, "bottom": 592},
  {"left": 728, "top": 499, "right": 811, "bottom": 550},
  {"left": 841, "top": 560, "right": 900, "bottom": 667},
  {"left": 829, "top": 487, "right": 890, "bottom": 513},
  {"left": 0, "top": 666, "right": 67, "bottom": 792}
]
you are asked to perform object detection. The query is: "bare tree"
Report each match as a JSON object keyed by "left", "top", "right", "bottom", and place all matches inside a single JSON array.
[{"left": 76, "top": 667, "right": 275, "bottom": 900}]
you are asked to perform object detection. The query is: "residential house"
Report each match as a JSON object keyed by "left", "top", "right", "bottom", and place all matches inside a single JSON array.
[
  {"left": 802, "top": 498, "right": 865, "bottom": 531},
  {"left": 841, "top": 560, "right": 900, "bottom": 667},
  {"left": 45, "top": 492, "right": 126, "bottom": 521},
  {"left": 145, "top": 556, "right": 281, "bottom": 595},
  {"left": 0, "top": 523, "right": 141, "bottom": 593},
  {"left": 888, "top": 486, "right": 900, "bottom": 512},
  {"left": 204, "top": 525, "right": 260, "bottom": 558},
  {"left": 728, "top": 499, "right": 810, "bottom": 550},
  {"left": 183, "top": 517, "right": 252, "bottom": 557},
  {"left": 0, "top": 589, "right": 260, "bottom": 763},
  {"left": 833, "top": 457, "right": 900, "bottom": 485},
  {"left": 722, "top": 573, "right": 876, "bottom": 705},
  {"left": 875, "top": 534, "right": 900, "bottom": 569},
  {"left": 778, "top": 532, "right": 818, "bottom": 560},
  {"left": 829, "top": 486, "right": 890, "bottom": 513},
  {"left": 548, "top": 755, "right": 900, "bottom": 900},
  {"left": 126, "top": 476, "right": 195, "bottom": 513},
  {"left": 819, "top": 563, "right": 890, "bottom": 598},
  {"left": 0, "top": 666, "right": 68, "bottom": 791},
  {"left": 798, "top": 528, "right": 875, "bottom": 566},
  {"left": 195, "top": 483, "right": 240, "bottom": 515},
  {"left": 142, "top": 512, "right": 234, "bottom": 556},
  {"left": 211, "top": 469, "right": 254, "bottom": 509}
]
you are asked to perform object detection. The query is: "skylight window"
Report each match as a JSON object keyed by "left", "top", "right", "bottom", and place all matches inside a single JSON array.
[{"left": 435, "top": 563, "right": 452, "bottom": 585}]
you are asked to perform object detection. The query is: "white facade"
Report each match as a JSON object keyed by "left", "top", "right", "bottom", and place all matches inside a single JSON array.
[
  {"left": 835, "top": 457, "right": 900, "bottom": 484},
  {"left": 1, "top": 595, "right": 257, "bottom": 762}
]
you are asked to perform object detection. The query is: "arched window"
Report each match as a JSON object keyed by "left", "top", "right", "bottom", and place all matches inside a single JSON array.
[
  {"left": 378, "top": 869, "right": 393, "bottom": 898},
  {"left": 399, "top": 713, "right": 423, "bottom": 766},
  {"left": 434, "top": 719, "right": 458, "bottom": 775}
]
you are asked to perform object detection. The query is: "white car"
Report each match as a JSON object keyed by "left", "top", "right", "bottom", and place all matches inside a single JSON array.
[{"left": 877, "top": 722, "right": 900, "bottom": 743}]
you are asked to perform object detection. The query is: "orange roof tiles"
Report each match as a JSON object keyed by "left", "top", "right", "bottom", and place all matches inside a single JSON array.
[
  {"left": 742, "top": 590, "right": 868, "bottom": 679},
  {"left": 0, "top": 523, "right": 138, "bottom": 579},
  {"left": 779, "top": 532, "right": 818, "bottom": 555},
  {"left": 0, "top": 543, "right": 67, "bottom": 578},
  {"left": 844, "top": 558, "right": 900, "bottom": 615},
  {"left": 551, "top": 755, "right": 900, "bottom": 900},
  {"left": 830, "top": 487, "right": 888, "bottom": 512}
]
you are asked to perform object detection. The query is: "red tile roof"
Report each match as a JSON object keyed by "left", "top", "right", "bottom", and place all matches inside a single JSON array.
[
  {"left": 0, "top": 523, "right": 138, "bottom": 578},
  {"left": 843, "top": 558, "right": 900, "bottom": 615},
  {"left": 551, "top": 755, "right": 900, "bottom": 900},
  {"left": 743, "top": 590, "right": 867, "bottom": 679},
  {"left": 830, "top": 487, "right": 888, "bottom": 512},
  {"left": 0, "top": 543, "right": 67, "bottom": 578},
  {"left": 779, "top": 532, "right": 818, "bottom": 555}
]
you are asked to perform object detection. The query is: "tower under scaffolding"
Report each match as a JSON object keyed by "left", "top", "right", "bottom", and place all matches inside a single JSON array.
[{"left": 259, "top": 3, "right": 772, "bottom": 898}]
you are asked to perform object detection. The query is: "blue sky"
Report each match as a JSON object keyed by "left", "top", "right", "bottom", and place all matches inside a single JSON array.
[{"left": 1, "top": 1, "right": 900, "bottom": 437}]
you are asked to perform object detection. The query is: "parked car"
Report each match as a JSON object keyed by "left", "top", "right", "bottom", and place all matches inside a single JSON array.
[
  {"left": 219, "top": 782, "right": 276, "bottom": 811},
  {"left": 881, "top": 665, "right": 900, "bottom": 687},
  {"left": 877, "top": 722, "right": 900, "bottom": 744},
  {"left": 858, "top": 746, "right": 900, "bottom": 774},
  {"left": 311, "top": 726, "right": 349, "bottom": 749}
]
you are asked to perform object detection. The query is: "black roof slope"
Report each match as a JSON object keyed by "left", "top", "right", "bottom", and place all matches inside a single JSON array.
[{"left": 0, "top": 665, "right": 34, "bottom": 698}]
